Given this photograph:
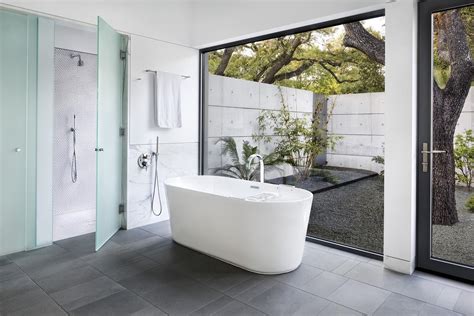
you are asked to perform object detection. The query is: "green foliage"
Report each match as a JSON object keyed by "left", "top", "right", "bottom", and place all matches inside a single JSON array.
[
  {"left": 208, "top": 21, "right": 385, "bottom": 95},
  {"left": 253, "top": 88, "right": 341, "bottom": 181},
  {"left": 212, "top": 137, "right": 281, "bottom": 181},
  {"left": 465, "top": 194, "right": 474, "bottom": 212},
  {"left": 454, "top": 129, "right": 473, "bottom": 190},
  {"left": 433, "top": 7, "right": 474, "bottom": 88},
  {"left": 371, "top": 144, "right": 385, "bottom": 176}
]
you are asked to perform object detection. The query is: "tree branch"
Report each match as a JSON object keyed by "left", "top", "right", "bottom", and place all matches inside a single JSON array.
[
  {"left": 440, "top": 10, "right": 474, "bottom": 126},
  {"left": 273, "top": 61, "right": 316, "bottom": 81},
  {"left": 214, "top": 47, "right": 236, "bottom": 76},
  {"left": 318, "top": 62, "right": 359, "bottom": 84},
  {"left": 343, "top": 22, "right": 385, "bottom": 65}
]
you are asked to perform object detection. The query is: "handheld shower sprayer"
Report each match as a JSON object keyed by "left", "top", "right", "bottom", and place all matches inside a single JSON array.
[
  {"left": 71, "top": 114, "right": 78, "bottom": 183},
  {"left": 137, "top": 137, "right": 162, "bottom": 216},
  {"left": 151, "top": 136, "right": 162, "bottom": 216}
]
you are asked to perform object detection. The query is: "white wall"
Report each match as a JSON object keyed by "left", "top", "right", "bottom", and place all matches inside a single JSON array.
[
  {"left": 127, "top": 35, "right": 199, "bottom": 229},
  {"left": 383, "top": 0, "right": 418, "bottom": 274},
  {"left": 327, "top": 93, "right": 385, "bottom": 173},
  {"left": 207, "top": 74, "right": 314, "bottom": 179}
]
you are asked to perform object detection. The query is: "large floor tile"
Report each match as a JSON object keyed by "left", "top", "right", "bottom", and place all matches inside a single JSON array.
[
  {"left": 453, "top": 290, "right": 474, "bottom": 316},
  {"left": 319, "top": 302, "right": 363, "bottom": 316},
  {"left": 69, "top": 290, "right": 166, "bottom": 316},
  {"left": 328, "top": 279, "right": 390, "bottom": 314},
  {"left": 111, "top": 228, "right": 156, "bottom": 245},
  {"left": 0, "top": 263, "right": 25, "bottom": 283},
  {"left": 6, "top": 295, "right": 67, "bottom": 316},
  {"left": 173, "top": 252, "right": 254, "bottom": 292},
  {"left": 191, "top": 296, "right": 265, "bottom": 316},
  {"left": 54, "top": 233, "right": 97, "bottom": 257},
  {"left": 141, "top": 242, "right": 199, "bottom": 266},
  {"left": 345, "top": 261, "right": 413, "bottom": 292},
  {"left": 420, "top": 303, "right": 464, "bottom": 316},
  {"left": 140, "top": 221, "right": 172, "bottom": 238},
  {"left": 50, "top": 276, "right": 125, "bottom": 311},
  {"left": 303, "top": 247, "right": 348, "bottom": 271},
  {"left": 0, "top": 276, "right": 38, "bottom": 302},
  {"left": 435, "top": 285, "right": 462, "bottom": 311},
  {"left": 36, "top": 265, "right": 103, "bottom": 294},
  {"left": 373, "top": 293, "right": 425, "bottom": 316},
  {"left": 239, "top": 281, "right": 330, "bottom": 315},
  {"left": 87, "top": 250, "right": 158, "bottom": 281},
  {"left": 120, "top": 266, "right": 223, "bottom": 315},
  {"left": 399, "top": 276, "right": 446, "bottom": 304},
  {"left": 0, "top": 286, "right": 64, "bottom": 315},
  {"left": 273, "top": 263, "right": 323, "bottom": 288},
  {"left": 300, "top": 271, "right": 348, "bottom": 298}
]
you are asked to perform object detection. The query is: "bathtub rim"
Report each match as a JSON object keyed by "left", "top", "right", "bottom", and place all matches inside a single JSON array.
[{"left": 164, "top": 175, "right": 314, "bottom": 205}]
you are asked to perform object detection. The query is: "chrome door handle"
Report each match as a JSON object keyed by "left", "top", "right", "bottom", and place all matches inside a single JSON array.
[
  {"left": 421, "top": 150, "right": 446, "bottom": 154},
  {"left": 421, "top": 143, "right": 446, "bottom": 173},
  {"left": 95, "top": 148, "right": 104, "bottom": 152},
  {"left": 14, "top": 148, "right": 21, "bottom": 152}
]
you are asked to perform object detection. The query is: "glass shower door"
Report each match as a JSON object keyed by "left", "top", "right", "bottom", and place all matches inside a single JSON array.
[
  {"left": 0, "top": 9, "right": 37, "bottom": 255},
  {"left": 95, "top": 17, "right": 125, "bottom": 250}
]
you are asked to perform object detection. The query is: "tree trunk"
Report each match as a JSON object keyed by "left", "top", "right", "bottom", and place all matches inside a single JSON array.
[
  {"left": 432, "top": 84, "right": 459, "bottom": 225},
  {"left": 430, "top": 10, "right": 473, "bottom": 225},
  {"left": 214, "top": 47, "right": 235, "bottom": 76}
]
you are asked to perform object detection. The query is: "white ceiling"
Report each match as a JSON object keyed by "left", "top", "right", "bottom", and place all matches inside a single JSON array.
[{"left": 2, "top": 0, "right": 389, "bottom": 48}]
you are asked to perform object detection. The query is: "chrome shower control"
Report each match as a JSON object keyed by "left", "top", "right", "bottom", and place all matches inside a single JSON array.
[{"left": 138, "top": 153, "right": 152, "bottom": 170}]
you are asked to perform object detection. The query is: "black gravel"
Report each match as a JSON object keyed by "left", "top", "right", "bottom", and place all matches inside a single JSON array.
[
  {"left": 306, "top": 176, "right": 384, "bottom": 253},
  {"left": 432, "top": 187, "right": 474, "bottom": 266}
]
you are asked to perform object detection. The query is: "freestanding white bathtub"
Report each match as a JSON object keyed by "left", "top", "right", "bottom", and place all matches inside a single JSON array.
[{"left": 164, "top": 175, "right": 313, "bottom": 274}]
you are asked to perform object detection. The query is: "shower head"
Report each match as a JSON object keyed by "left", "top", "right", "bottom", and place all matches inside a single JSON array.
[{"left": 70, "top": 53, "right": 84, "bottom": 66}]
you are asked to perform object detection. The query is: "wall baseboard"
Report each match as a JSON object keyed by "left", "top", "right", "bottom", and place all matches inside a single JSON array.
[{"left": 384, "top": 255, "right": 415, "bottom": 275}]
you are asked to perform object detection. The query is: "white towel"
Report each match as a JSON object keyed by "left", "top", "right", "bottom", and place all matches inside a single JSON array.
[{"left": 154, "top": 71, "right": 182, "bottom": 128}]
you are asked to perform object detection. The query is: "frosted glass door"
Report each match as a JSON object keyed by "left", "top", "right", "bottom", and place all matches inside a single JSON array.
[
  {"left": 96, "top": 17, "right": 124, "bottom": 250},
  {"left": 0, "top": 10, "right": 37, "bottom": 255}
]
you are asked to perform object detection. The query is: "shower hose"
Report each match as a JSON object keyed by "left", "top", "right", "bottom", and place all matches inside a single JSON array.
[
  {"left": 151, "top": 152, "right": 163, "bottom": 216},
  {"left": 71, "top": 115, "right": 78, "bottom": 183}
]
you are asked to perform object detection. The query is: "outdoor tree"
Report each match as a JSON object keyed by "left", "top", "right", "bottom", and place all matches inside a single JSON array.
[
  {"left": 210, "top": 10, "right": 473, "bottom": 225},
  {"left": 208, "top": 27, "right": 385, "bottom": 94}
]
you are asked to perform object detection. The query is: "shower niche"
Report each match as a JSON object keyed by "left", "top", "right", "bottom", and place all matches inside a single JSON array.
[{"left": 53, "top": 44, "right": 98, "bottom": 241}]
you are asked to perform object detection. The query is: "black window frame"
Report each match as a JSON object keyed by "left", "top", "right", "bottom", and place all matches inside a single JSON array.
[
  {"left": 198, "top": 10, "right": 385, "bottom": 260},
  {"left": 417, "top": 0, "right": 474, "bottom": 282}
]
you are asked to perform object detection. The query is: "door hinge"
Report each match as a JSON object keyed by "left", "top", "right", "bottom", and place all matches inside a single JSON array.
[
  {"left": 118, "top": 203, "right": 125, "bottom": 214},
  {"left": 119, "top": 127, "right": 126, "bottom": 136},
  {"left": 120, "top": 50, "right": 127, "bottom": 60}
]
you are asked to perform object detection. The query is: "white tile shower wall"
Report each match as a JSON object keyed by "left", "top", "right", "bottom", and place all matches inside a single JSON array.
[
  {"left": 127, "top": 35, "right": 199, "bottom": 229},
  {"left": 52, "top": 48, "right": 97, "bottom": 241}
]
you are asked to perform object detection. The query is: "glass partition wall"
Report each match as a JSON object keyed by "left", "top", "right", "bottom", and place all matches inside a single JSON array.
[
  {"left": 0, "top": 9, "right": 38, "bottom": 255},
  {"left": 0, "top": 8, "right": 127, "bottom": 256},
  {"left": 200, "top": 12, "right": 386, "bottom": 256}
]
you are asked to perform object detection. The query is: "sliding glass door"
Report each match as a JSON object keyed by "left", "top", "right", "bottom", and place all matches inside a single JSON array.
[{"left": 417, "top": 0, "right": 473, "bottom": 281}]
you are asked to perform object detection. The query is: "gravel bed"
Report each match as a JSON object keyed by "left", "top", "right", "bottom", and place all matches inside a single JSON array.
[
  {"left": 268, "top": 167, "right": 376, "bottom": 193},
  {"left": 307, "top": 175, "right": 384, "bottom": 253},
  {"left": 432, "top": 187, "right": 474, "bottom": 266}
]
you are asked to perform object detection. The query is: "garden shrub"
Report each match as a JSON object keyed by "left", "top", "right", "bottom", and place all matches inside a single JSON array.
[
  {"left": 465, "top": 194, "right": 474, "bottom": 212},
  {"left": 454, "top": 129, "right": 473, "bottom": 190}
]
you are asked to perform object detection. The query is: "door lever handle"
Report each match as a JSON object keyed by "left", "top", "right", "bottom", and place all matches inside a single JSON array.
[
  {"left": 421, "top": 143, "right": 447, "bottom": 173},
  {"left": 420, "top": 150, "right": 446, "bottom": 154}
]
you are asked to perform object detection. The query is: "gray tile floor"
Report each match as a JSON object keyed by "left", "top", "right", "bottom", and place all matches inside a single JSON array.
[{"left": 1, "top": 220, "right": 473, "bottom": 316}]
